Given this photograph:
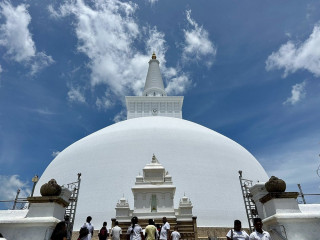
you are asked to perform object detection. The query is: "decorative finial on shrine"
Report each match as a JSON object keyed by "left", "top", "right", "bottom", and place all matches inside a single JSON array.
[
  {"left": 152, "top": 52, "right": 156, "bottom": 59},
  {"left": 152, "top": 154, "right": 159, "bottom": 163}
]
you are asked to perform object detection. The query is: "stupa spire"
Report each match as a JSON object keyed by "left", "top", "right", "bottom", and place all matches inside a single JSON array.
[
  {"left": 125, "top": 51, "right": 184, "bottom": 119},
  {"left": 143, "top": 53, "right": 167, "bottom": 96}
]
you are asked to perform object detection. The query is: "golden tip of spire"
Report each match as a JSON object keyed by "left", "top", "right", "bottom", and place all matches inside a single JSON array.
[{"left": 152, "top": 52, "right": 156, "bottom": 59}]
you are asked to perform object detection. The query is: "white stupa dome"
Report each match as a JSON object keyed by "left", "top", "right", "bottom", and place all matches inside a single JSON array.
[{"left": 35, "top": 116, "right": 268, "bottom": 229}]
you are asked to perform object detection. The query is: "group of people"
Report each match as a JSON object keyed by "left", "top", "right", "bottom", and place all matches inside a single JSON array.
[
  {"left": 126, "top": 216, "right": 180, "bottom": 240},
  {"left": 50, "top": 215, "right": 271, "bottom": 240},
  {"left": 226, "top": 218, "right": 272, "bottom": 240},
  {"left": 75, "top": 216, "right": 179, "bottom": 240}
]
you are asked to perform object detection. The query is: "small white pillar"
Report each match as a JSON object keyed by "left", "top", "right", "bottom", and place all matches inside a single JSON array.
[
  {"left": 115, "top": 197, "right": 131, "bottom": 219},
  {"left": 176, "top": 195, "right": 193, "bottom": 220}
]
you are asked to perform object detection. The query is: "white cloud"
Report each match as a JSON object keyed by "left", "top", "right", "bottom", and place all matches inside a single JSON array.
[
  {"left": 0, "top": 175, "right": 31, "bottom": 202},
  {"left": 283, "top": 81, "right": 306, "bottom": 105},
  {"left": 182, "top": 10, "right": 217, "bottom": 67},
  {"left": 0, "top": 1, "right": 35, "bottom": 62},
  {"left": 96, "top": 90, "right": 114, "bottom": 110},
  {"left": 266, "top": 23, "right": 320, "bottom": 77},
  {"left": 0, "top": 1, "right": 53, "bottom": 74},
  {"left": 165, "top": 72, "right": 191, "bottom": 95},
  {"left": 33, "top": 108, "right": 56, "bottom": 115},
  {"left": 113, "top": 109, "right": 126, "bottom": 123},
  {"left": 50, "top": 0, "right": 191, "bottom": 105},
  {"left": 258, "top": 135, "right": 320, "bottom": 194},
  {"left": 52, "top": 151, "right": 60, "bottom": 157},
  {"left": 68, "top": 86, "right": 86, "bottom": 103},
  {"left": 146, "top": 0, "right": 158, "bottom": 5},
  {"left": 30, "top": 52, "right": 54, "bottom": 76}
]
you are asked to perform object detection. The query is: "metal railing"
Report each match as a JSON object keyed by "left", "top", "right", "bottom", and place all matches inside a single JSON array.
[
  {"left": 0, "top": 189, "right": 29, "bottom": 210},
  {"left": 297, "top": 184, "right": 320, "bottom": 204}
]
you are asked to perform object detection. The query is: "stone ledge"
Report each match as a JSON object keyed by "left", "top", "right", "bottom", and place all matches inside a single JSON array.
[
  {"left": 259, "top": 192, "right": 299, "bottom": 204},
  {"left": 27, "top": 196, "right": 69, "bottom": 208}
]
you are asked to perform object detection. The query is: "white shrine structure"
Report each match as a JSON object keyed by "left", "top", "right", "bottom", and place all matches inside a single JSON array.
[
  {"left": 115, "top": 154, "right": 193, "bottom": 221},
  {"left": 113, "top": 154, "right": 197, "bottom": 239}
]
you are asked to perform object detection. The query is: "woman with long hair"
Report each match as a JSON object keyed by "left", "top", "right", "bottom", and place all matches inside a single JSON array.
[{"left": 51, "top": 221, "right": 67, "bottom": 240}]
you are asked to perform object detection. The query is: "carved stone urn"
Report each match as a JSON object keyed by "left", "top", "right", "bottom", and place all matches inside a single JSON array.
[
  {"left": 265, "top": 176, "right": 286, "bottom": 193},
  {"left": 40, "top": 179, "right": 62, "bottom": 196}
]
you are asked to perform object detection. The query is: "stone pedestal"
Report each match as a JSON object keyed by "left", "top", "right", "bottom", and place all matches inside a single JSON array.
[
  {"left": 259, "top": 192, "right": 300, "bottom": 217},
  {"left": 0, "top": 188, "right": 71, "bottom": 240},
  {"left": 27, "top": 195, "right": 69, "bottom": 219},
  {"left": 249, "top": 182, "right": 320, "bottom": 240}
]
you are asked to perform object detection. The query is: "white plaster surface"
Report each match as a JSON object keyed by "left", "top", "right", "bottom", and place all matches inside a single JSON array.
[
  {"left": 0, "top": 210, "right": 60, "bottom": 240},
  {"left": 264, "top": 198, "right": 301, "bottom": 216},
  {"left": 27, "top": 202, "right": 66, "bottom": 219},
  {"left": 0, "top": 210, "right": 28, "bottom": 220},
  {"left": 35, "top": 116, "right": 269, "bottom": 229},
  {"left": 0, "top": 219, "right": 57, "bottom": 240},
  {"left": 299, "top": 204, "right": 320, "bottom": 213},
  {"left": 263, "top": 213, "right": 320, "bottom": 240}
]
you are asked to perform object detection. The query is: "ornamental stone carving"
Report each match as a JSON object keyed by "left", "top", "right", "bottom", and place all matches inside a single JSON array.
[
  {"left": 40, "top": 179, "right": 62, "bottom": 196},
  {"left": 265, "top": 176, "right": 286, "bottom": 193}
]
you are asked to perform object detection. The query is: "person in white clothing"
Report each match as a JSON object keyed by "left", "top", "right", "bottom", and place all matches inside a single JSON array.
[
  {"left": 82, "top": 216, "right": 94, "bottom": 240},
  {"left": 170, "top": 226, "right": 181, "bottom": 240},
  {"left": 249, "top": 218, "right": 272, "bottom": 240},
  {"left": 159, "top": 217, "right": 170, "bottom": 240},
  {"left": 127, "top": 216, "right": 144, "bottom": 240},
  {"left": 226, "top": 220, "right": 249, "bottom": 240},
  {"left": 111, "top": 221, "right": 122, "bottom": 240}
]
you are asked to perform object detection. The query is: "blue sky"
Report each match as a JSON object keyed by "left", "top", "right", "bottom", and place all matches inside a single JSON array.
[{"left": 0, "top": 0, "right": 320, "bottom": 205}]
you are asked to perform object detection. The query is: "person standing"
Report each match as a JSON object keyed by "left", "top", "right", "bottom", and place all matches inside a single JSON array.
[
  {"left": 82, "top": 216, "right": 94, "bottom": 240},
  {"left": 226, "top": 220, "right": 249, "bottom": 240},
  {"left": 249, "top": 218, "right": 272, "bottom": 240},
  {"left": 159, "top": 217, "right": 170, "bottom": 240},
  {"left": 64, "top": 215, "right": 72, "bottom": 240},
  {"left": 170, "top": 226, "right": 180, "bottom": 240},
  {"left": 145, "top": 219, "right": 158, "bottom": 240},
  {"left": 98, "top": 222, "right": 109, "bottom": 240},
  {"left": 111, "top": 221, "right": 122, "bottom": 240},
  {"left": 127, "top": 216, "right": 144, "bottom": 240}
]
